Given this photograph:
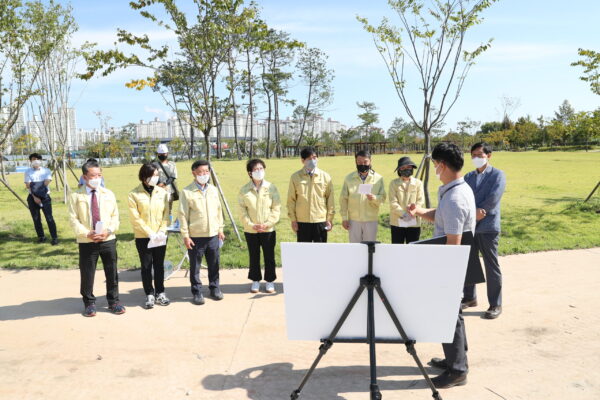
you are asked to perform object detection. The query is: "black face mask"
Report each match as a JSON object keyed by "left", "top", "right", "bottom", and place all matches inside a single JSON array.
[
  {"left": 399, "top": 168, "right": 413, "bottom": 177},
  {"left": 356, "top": 164, "right": 370, "bottom": 173},
  {"left": 157, "top": 154, "right": 168, "bottom": 161}
]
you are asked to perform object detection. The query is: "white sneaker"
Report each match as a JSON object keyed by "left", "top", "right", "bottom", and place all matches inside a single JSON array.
[
  {"left": 145, "top": 294, "right": 155, "bottom": 309},
  {"left": 156, "top": 292, "right": 170, "bottom": 306},
  {"left": 265, "top": 282, "right": 276, "bottom": 294},
  {"left": 250, "top": 281, "right": 260, "bottom": 293}
]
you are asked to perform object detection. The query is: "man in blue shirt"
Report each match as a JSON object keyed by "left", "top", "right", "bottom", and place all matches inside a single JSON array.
[
  {"left": 24, "top": 153, "right": 58, "bottom": 245},
  {"left": 462, "top": 142, "right": 506, "bottom": 319}
]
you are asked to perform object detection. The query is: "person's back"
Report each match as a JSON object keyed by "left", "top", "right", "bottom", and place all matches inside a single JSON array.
[{"left": 434, "top": 177, "right": 476, "bottom": 238}]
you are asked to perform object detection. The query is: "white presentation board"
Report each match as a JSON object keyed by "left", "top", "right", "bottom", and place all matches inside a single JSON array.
[{"left": 281, "top": 242, "right": 470, "bottom": 343}]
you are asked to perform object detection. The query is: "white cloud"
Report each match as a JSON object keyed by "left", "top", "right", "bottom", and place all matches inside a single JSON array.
[{"left": 143, "top": 106, "right": 172, "bottom": 121}]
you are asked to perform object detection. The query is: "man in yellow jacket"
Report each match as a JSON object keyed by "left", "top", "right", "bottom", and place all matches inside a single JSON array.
[
  {"left": 287, "top": 147, "right": 335, "bottom": 242},
  {"left": 179, "top": 160, "right": 225, "bottom": 305},
  {"left": 340, "top": 150, "right": 386, "bottom": 242},
  {"left": 68, "top": 159, "right": 124, "bottom": 317}
]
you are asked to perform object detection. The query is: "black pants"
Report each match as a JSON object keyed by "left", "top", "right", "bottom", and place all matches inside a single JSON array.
[
  {"left": 297, "top": 222, "right": 328, "bottom": 243},
  {"left": 463, "top": 232, "right": 502, "bottom": 306},
  {"left": 188, "top": 236, "right": 220, "bottom": 294},
  {"left": 245, "top": 231, "right": 277, "bottom": 282},
  {"left": 135, "top": 238, "right": 166, "bottom": 296},
  {"left": 442, "top": 309, "right": 468, "bottom": 375},
  {"left": 390, "top": 226, "right": 421, "bottom": 244},
  {"left": 78, "top": 239, "right": 119, "bottom": 306},
  {"left": 27, "top": 194, "right": 57, "bottom": 239}
]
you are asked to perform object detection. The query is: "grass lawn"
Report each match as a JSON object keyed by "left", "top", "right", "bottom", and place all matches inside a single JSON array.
[{"left": 0, "top": 151, "right": 599, "bottom": 269}]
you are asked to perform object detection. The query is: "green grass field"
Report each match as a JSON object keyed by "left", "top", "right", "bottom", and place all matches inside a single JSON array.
[{"left": 1, "top": 151, "right": 599, "bottom": 269}]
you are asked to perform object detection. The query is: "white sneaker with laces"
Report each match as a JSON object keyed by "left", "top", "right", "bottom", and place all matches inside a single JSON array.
[
  {"left": 265, "top": 282, "right": 276, "bottom": 293},
  {"left": 145, "top": 294, "right": 155, "bottom": 309},
  {"left": 156, "top": 292, "right": 170, "bottom": 306},
  {"left": 250, "top": 281, "right": 260, "bottom": 293}
]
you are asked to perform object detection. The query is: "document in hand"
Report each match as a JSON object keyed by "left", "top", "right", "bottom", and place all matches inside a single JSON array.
[
  {"left": 94, "top": 221, "right": 104, "bottom": 234},
  {"left": 148, "top": 232, "right": 167, "bottom": 248},
  {"left": 358, "top": 184, "right": 373, "bottom": 195}
]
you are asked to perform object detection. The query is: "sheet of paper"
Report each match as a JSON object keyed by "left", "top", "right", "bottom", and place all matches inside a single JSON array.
[
  {"left": 398, "top": 217, "right": 417, "bottom": 227},
  {"left": 147, "top": 233, "right": 167, "bottom": 248},
  {"left": 94, "top": 221, "right": 104, "bottom": 234},
  {"left": 282, "top": 242, "right": 470, "bottom": 343},
  {"left": 358, "top": 184, "right": 373, "bottom": 195}
]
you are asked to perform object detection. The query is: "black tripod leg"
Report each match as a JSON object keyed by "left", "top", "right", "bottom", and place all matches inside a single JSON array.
[
  {"left": 375, "top": 286, "right": 443, "bottom": 400},
  {"left": 291, "top": 284, "right": 367, "bottom": 399},
  {"left": 367, "top": 285, "right": 382, "bottom": 400}
]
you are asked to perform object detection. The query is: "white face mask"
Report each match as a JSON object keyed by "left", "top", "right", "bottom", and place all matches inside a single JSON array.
[
  {"left": 88, "top": 178, "right": 102, "bottom": 189},
  {"left": 472, "top": 157, "right": 487, "bottom": 169},
  {"left": 196, "top": 174, "right": 210, "bottom": 185},
  {"left": 304, "top": 159, "right": 317, "bottom": 170},
  {"left": 31, "top": 160, "right": 42, "bottom": 168},
  {"left": 251, "top": 169, "right": 265, "bottom": 181},
  {"left": 147, "top": 175, "right": 159, "bottom": 186}
]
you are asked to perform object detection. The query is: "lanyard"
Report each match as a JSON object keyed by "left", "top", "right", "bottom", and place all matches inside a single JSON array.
[{"left": 440, "top": 181, "right": 465, "bottom": 200}]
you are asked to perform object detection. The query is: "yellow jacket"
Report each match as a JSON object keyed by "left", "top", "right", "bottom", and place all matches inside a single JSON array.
[
  {"left": 287, "top": 167, "right": 335, "bottom": 223},
  {"left": 238, "top": 180, "right": 281, "bottom": 233},
  {"left": 68, "top": 186, "right": 119, "bottom": 243},
  {"left": 128, "top": 184, "right": 170, "bottom": 238},
  {"left": 178, "top": 182, "right": 224, "bottom": 238},
  {"left": 339, "top": 170, "right": 386, "bottom": 222},
  {"left": 389, "top": 177, "right": 425, "bottom": 227}
]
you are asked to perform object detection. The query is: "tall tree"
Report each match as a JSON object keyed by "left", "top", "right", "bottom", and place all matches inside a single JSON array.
[
  {"left": 358, "top": 0, "right": 497, "bottom": 206},
  {"left": 294, "top": 47, "right": 334, "bottom": 151},
  {"left": 0, "top": 0, "right": 76, "bottom": 207},
  {"left": 356, "top": 101, "right": 379, "bottom": 141},
  {"left": 571, "top": 48, "right": 600, "bottom": 95},
  {"left": 80, "top": 0, "right": 251, "bottom": 161}
]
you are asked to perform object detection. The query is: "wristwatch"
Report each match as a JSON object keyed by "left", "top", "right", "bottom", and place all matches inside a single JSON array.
[{"left": 107, "top": 229, "right": 113, "bottom": 236}]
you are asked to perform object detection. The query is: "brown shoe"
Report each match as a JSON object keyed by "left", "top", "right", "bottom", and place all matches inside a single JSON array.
[
  {"left": 460, "top": 298, "right": 477, "bottom": 310},
  {"left": 431, "top": 371, "right": 467, "bottom": 389},
  {"left": 484, "top": 305, "right": 502, "bottom": 319}
]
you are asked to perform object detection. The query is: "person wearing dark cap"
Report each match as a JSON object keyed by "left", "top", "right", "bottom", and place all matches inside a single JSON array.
[{"left": 388, "top": 156, "right": 425, "bottom": 243}]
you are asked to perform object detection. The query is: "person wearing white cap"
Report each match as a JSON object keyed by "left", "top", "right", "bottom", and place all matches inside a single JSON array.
[{"left": 155, "top": 143, "right": 179, "bottom": 218}]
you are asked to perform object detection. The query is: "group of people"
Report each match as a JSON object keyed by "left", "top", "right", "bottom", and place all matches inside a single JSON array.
[{"left": 24, "top": 141, "right": 506, "bottom": 390}]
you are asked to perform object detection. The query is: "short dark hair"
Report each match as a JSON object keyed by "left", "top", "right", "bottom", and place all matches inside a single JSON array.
[
  {"left": 86, "top": 158, "right": 98, "bottom": 163},
  {"left": 300, "top": 146, "right": 317, "bottom": 160},
  {"left": 82, "top": 159, "right": 101, "bottom": 175},
  {"left": 432, "top": 142, "right": 464, "bottom": 172},
  {"left": 138, "top": 163, "right": 157, "bottom": 182},
  {"left": 246, "top": 158, "right": 266, "bottom": 173},
  {"left": 191, "top": 159, "right": 210, "bottom": 171},
  {"left": 471, "top": 142, "right": 492, "bottom": 155},
  {"left": 29, "top": 153, "right": 42, "bottom": 161},
  {"left": 355, "top": 150, "right": 371, "bottom": 159}
]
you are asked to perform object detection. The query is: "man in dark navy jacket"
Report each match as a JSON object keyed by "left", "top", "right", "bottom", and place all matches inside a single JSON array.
[{"left": 462, "top": 142, "right": 506, "bottom": 319}]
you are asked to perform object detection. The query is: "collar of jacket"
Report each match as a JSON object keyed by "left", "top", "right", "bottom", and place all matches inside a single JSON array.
[{"left": 300, "top": 167, "right": 320, "bottom": 177}]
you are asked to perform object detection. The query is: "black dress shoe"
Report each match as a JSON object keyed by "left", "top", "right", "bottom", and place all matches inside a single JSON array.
[
  {"left": 38, "top": 237, "right": 47, "bottom": 243},
  {"left": 429, "top": 357, "right": 448, "bottom": 369},
  {"left": 209, "top": 288, "right": 224, "bottom": 301},
  {"left": 51, "top": 238, "right": 58, "bottom": 246},
  {"left": 484, "top": 305, "right": 502, "bottom": 319},
  {"left": 431, "top": 370, "right": 467, "bottom": 389},
  {"left": 193, "top": 293, "right": 205, "bottom": 305},
  {"left": 460, "top": 298, "right": 477, "bottom": 310}
]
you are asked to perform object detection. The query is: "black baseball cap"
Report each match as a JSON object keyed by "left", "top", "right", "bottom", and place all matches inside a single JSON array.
[{"left": 394, "top": 156, "right": 417, "bottom": 171}]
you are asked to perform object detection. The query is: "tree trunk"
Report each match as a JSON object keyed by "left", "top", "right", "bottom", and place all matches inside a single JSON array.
[
  {"left": 265, "top": 93, "right": 272, "bottom": 159},
  {"left": 246, "top": 49, "right": 254, "bottom": 158},
  {"left": 274, "top": 93, "right": 281, "bottom": 158},
  {"left": 204, "top": 131, "right": 211, "bottom": 161},
  {"left": 423, "top": 130, "right": 432, "bottom": 208}
]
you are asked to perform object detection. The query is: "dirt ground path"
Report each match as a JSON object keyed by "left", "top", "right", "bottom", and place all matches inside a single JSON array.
[{"left": 1, "top": 248, "right": 599, "bottom": 400}]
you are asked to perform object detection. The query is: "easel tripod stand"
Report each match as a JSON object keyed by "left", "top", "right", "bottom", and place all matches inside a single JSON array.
[{"left": 290, "top": 241, "right": 442, "bottom": 400}]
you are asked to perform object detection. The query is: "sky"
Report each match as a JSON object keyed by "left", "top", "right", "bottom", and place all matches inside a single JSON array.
[{"left": 64, "top": 0, "right": 600, "bottom": 132}]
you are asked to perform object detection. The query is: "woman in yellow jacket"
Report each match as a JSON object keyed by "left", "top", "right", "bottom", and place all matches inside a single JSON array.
[
  {"left": 389, "top": 156, "right": 425, "bottom": 243},
  {"left": 238, "top": 159, "right": 281, "bottom": 294},
  {"left": 128, "top": 163, "right": 170, "bottom": 308}
]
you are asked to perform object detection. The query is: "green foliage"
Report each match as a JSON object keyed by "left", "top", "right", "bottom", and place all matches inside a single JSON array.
[{"left": 571, "top": 48, "right": 600, "bottom": 95}]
